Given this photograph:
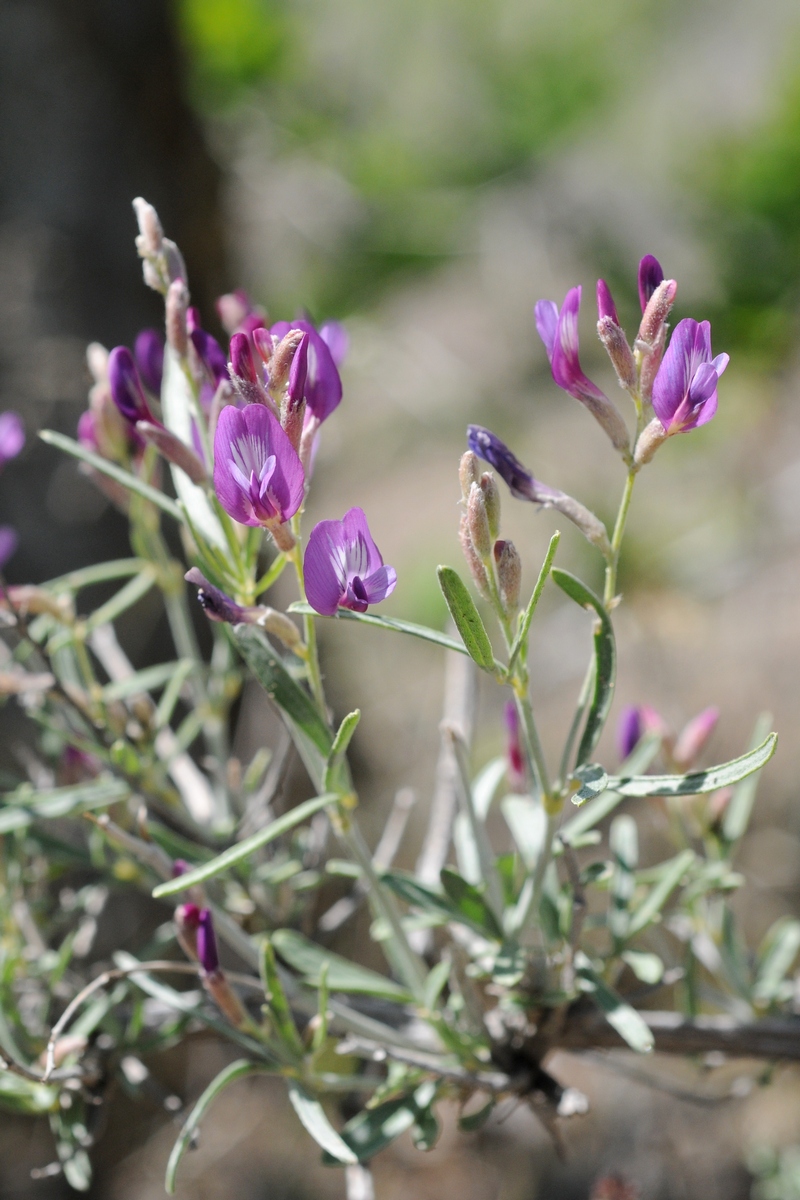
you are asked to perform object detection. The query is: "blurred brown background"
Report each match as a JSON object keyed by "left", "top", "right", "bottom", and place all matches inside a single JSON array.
[{"left": 4, "top": 0, "right": 800, "bottom": 1196}]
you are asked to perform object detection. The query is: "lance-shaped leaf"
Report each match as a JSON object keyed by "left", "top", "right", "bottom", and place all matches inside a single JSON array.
[
  {"left": 440, "top": 868, "right": 503, "bottom": 939},
  {"left": 722, "top": 712, "right": 773, "bottom": 844},
  {"left": 606, "top": 733, "right": 777, "bottom": 797},
  {"left": 322, "top": 1083, "right": 438, "bottom": 1164},
  {"left": 753, "top": 917, "right": 800, "bottom": 1004},
  {"left": 289, "top": 602, "right": 469, "bottom": 657},
  {"left": 233, "top": 625, "right": 334, "bottom": 791},
  {"left": 627, "top": 849, "right": 695, "bottom": 937},
  {"left": 260, "top": 940, "right": 305, "bottom": 1059},
  {"left": 436, "top": 566, "right": 499, "bottom": 674},
  {"left": 272, "top": 929, "right": 413, "bottom": 1002},
  {"left": 166, "top": 1060, "right": 269, "bottom": 1193},
  {"left": 609, "top": 815, "right": 638, "bottom": 943},
  {"left": 287, "top": 1083, "right": 358, "bottom": 1164},
  {"left": 575, "top": 957, "right": 654, "bottom": 1053},
  {"left": 382, "top": 869, "right": 500, "bottom": 939},
  {"left": 0, "top": 777, "right": 130, "bottom": 835},
  {"left": 552, "top": 568, "right": 615, "bottom": 766},
  {"left": 152, "top": 793, "right": 338, "bottom": 898},
  {"left": 507, "top": 530, "right": 560, "bottom": 675}
]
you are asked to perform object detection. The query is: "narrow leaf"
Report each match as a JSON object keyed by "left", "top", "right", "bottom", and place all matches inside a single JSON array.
[
  {"left": 152, "top": 793, "right": 338, "bottom": 898},
  {"left": 287, "top": 1083, "right": 358, "bottom": 1164},
  {"left": 323, "top": 1093, "right": 419, "bottom": 1164},
  {"left": 325, "top": 710, "right": 360, "bottom": 793},
  {"left": 627, "top": 849, "right": 695, "bottom": 937},
  {"left": 436, "top": 566, "right": 498, "bottom": 673},
  {"left": 84, "top": 570, "right": 156, "bottom": 633},
  {"left": 440, "top": 868, "right": 503, "bottom": 939},
  {"left": 607, "top": 734, "right": 777, "bottom": 797},
  {"left": 44, "top": 558, "right": 147, "bottom": 592},
  {"left": 501, "top": 795, "right": 547, "bottom": 870},
  {"left": 576, "top": 959, "right": 654, "bottom": 1053},
  {"left": 166, "top": 1060, "right": 267, "bottom": 1193},
  {"left": 621, "top": 950, "right": 664, "bottom": 984},
  {"left": 272, "top": 929, "right": 412, "bottom": 1002},
  {"left": 722, "top": 713, "right": 773, "bottom": 843},
  {"left": 753, "top": 918, "right": 800, "bottom": 1004},
  {"left": 40, "top": 430, "right": 182, "bottom": 522},
  {"left": 260, "top": 940, "right": 305, "bottom": 1058},
  {"left": 422, "top": 959, "right": 451, "bottom": 1010},
  {"left": 103, "top": 660, "right": 190, "bottom": 702},
  {"left": 507, "top": 530, "right": 560, "bottom": 674},
  {"left": 552, "top": 569, "right": 616, "bottom": 766},
  {"left": 288, "top": 601, "right": 469, "bottom": 657},
  {"left": 0, "top": 777, "right": 130, "bottom": 835}
]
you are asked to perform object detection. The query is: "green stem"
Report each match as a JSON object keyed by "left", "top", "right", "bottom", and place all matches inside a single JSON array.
[{"left": 603, "top": 468, "right": 637, "bottom": 609}]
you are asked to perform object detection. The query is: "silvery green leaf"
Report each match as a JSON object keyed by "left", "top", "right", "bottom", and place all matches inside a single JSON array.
[
  {"left": 288, "top": 601, "right": 469, "bottom": 657},
  {"left": 621, "top": 950, "right": 664, "bottom": 985},
  {"left": 627, "top": 849, "right": 694, "bottom": 937},
  {"left": 501, "top": 794, "right": 546, "bottom": 870},
  {"left": 753, "top": 918, "right": 800, "bottom": 1004},
  {"left": 39, "top": 430, "right": 182, "bottom": 522},
  {"left": 436, "top": 566, "right": 499, "bottom": 674},
  {"left": 272, "top": 929, "right": 413, "bottom": 1002},
  {"left": 606, "top": 734, "right": 777, "bottom": 798},
  {"left": 572, "top": 763, "right": 608, "bottom": 805},
  {"left": 287, "top": 1083, "right": 358, "bottom": 1164},
  {"left": 0, "top": 777, "right": 130, "bottom": 835},
  {"left": 721, "top": 713, "right": 773, "bottom": 844},
  {"left": 575, "top": 957, "right": 654, "bottom": 1053},
  {"left": 160, "top": 345, "right": 226, "bottom": 551}
]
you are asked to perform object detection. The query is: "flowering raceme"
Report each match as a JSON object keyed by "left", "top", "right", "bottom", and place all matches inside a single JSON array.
[
  {"left": 304, "top": 507, "right": 396, "bottom": 615},
  {"left": 213, "top": 403, "right": 304, "bottom": 537}
]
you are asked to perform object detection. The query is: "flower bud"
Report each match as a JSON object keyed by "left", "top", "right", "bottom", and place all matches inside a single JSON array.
[
  {"left": 196, "top": 908, "right": 248, "bottom": 1027},
  {"left": 638, "top": 255, "right": 664, "bottom": 313},
  {"left": 108, "top": 347, "right": 154, "bottom": 426},
  {"left": 634, "top": 417, "right": 668, "bottom": 466},
  {"left": 597, "top": 317, "right": 637, "bottom": 392},
  {"left": 467, "top": 482, "right": 492, "bottom": 559},
  {"left": 459, "top": 451, "right": 481, "bottom": 501},
  {"left": 617, "top": 705, "right": 643, "bottom": 761},
  {"left": 281, "top": 333, "right": 308, "bottom": 451},
  {"left": 165, "top": 281, "right": 189, "bottom": 358},
  {"left": 672, "top": 706, "right": 719, "bottom": 771},
  {"left": 197, "top": 908, "right": 219, "bottom": 974},
  {"left": 252, "top": 326, "right": 275, "bottom": 367},
  {"left": 161, "top": 239, "right": 187, "bottom": 288},
  {"left": 494, "top": 539, "right": 521, "bottom": 615},
  {"left": 479, "top": 473, "right": 501, "bottom": 539},
  {"left": 136, "top": 422, "right": 207, "bottom": 484},
  {"left": 132, "top": 197, "right": 163, "bottom": 256},
  {"left": 269, "top": 329, "right": 305, "bottom": 392},
  {"left": 637, "top": 279, "right": 677, "bottom": 348},
  {"left": 229, "top": 332, "right": 256, "bottom": 385},
  {"left": 175, "top": 901, "right": 201, "bottom": 961},
  {"left": 596, "top": 279, "right": 619, "bottom": 325},
  {"left": 459, "top": 514, "right": 490, "bottom": 599}
]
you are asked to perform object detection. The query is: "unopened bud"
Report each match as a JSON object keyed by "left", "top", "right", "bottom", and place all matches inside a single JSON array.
[
  {"left": 597, "top": 317, "right": 637, "bottom": 391},
  {"left": 637, "top": 279, "right": 677, "bottom": 347},
  {"left": 175, "top": 902, "right": 201, "bottom": 961},
  {"left": 672, "top": 706, "right": 719, "bottom": 771},
  {"left": 229, "top": 332, "right": 256, "bottom": 385},
  {"left": 479, "top": 473, "right": 501, "bottom": 539},
  {"left": 281, "top": 333, "right": 308, "bottom": 451},
  {"left": 459, "top": 451, "right": 481, "bottom": 501},
  {"left": 86, "top": 342, "right": 109, "bottom": 386},
  {"left": 639, "top": 323, "right": 666, "bottom": 404},
  {"left": 638, "top": 255, "right": 664, "bottom": 313},
  {"left": 197, "top": 908, "right": 219, "bottom": 974},
  {"left": 257, "top": 607, "right": 302, "bottom": 650},
  {"left": 494, "top": 539, "right": 521, "bottom": 615},
  {"left": 252, "top": 326, "right": 275, "bottom": 367},
  {"left": 467, "top": 482, "right": 492, "bottom": 559},
  {"left": 132, "top": 197, "right": 163, "bottom": 255},
  {"left": 166, "top": 280, "right": 189, "bottom": 356},
  {"left": 161, "top": 239, "right": 187, "bottom": 287},
  {"left": 269, "top": 329, "right": 304, "bottom": 392},
  {"left": 596, "top": 279, "right": 619, "bottom": 325},
  {"left": 459, "top": 514, "right": 490, "bottom": 599},
  {"left": 634, "top": 417, "right": 668, "bottom": 466},
  {"left": 136, "top": 422, "right": 207, "bottom": 484}
]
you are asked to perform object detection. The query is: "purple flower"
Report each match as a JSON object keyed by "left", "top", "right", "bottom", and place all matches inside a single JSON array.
[
  {"left": 617, "top": 705, "right": 643, "bottom": 761},
  {"left": 467, "top": 426, "right": 556, "bottom": 503},
  {"left": 0, "top": 412, "right": 25, "bottom": 467},
  {"left": 304, "top": 507, "right": 397, "bottom": 615},
  {"left": 535, "top": 288, "right": 629, "bottom": 452},
  {"left": 197, "top": 908, "right": 219, "bottom": 975},
  {"left": 596, "top": 280, "right": 619, "bottom": 325},
  {"left": 108, "top": 346, "right": 156, "bottom": 425},
  {"left": 651, "top": 319, "right": 728, "bottom": 435},
  {"left": 213, "top": 403, "right": 304, "bottom": 528},
  {"left": 134, "top": 328, "right": 164, "bottom": 396},
  {"left": 638, "top": 255, "right": 664, "bottom": 313},
  {"left": 320, "top": 321, "right": 349, "bottom": 368},
  {"left": 0, "top": 526, "right": 18, "bottom": 569},
  {"left": 271, "top": 320, "right": 342, "bottom": 422}
]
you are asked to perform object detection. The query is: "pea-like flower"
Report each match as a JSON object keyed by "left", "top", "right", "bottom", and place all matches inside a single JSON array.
[
  {"left": 535, "top": 287, "right": 629, "bottom": 453},
  {"left": 212, "top": 403, "right": 304, "bottom": 539},
  {"left": 108, "top": 346, "right": 156, "bottom": 425},
  {"left": 304, "top": 507, "right": 396, "bottom": 615},
  {"left": 271, "top": 319, "right": 342, "bottom": 423},
  {"left": 652, "top": 319, "right": 728, "bottom": 435}
]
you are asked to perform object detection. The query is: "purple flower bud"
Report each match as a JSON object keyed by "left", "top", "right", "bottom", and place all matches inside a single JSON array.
[
  {"left": 504, "top": 701, "right": 526, "bottom": 792},
  {"left": 304, "top": 507, "right": 397, "bottom": 616},
  {"left": 638, "top": 255, "right": 664, "bottom": 313},
  {"left": 172, "top": 859, "right": 189, "bottom": 878},
  {"left": 271, "top": 319, "right": 341, "bottom": 422},
  {"left": 252, "top": 326, "right": 274, "bottom": 367},
  {"left": 535, "top": 288, "right": 630, "bottom": 453},
  {"left": 188, "top": 310, "right": 228, "bottom": 388},
  {"left": 229, "top": 332, "right": 257, "bottom": 385},
  {"left": 596, "top": 280, "right": 619, "bottom": 325},
  {"left": 319, "top": 321, "right": 349, "bottom": 368},
  {"left": 672, "top": 706, "right": 719, "bottom": 771},
  {"left": 108, "top": 347, "right": 155, "bottom": 425},
  {"left": 0, "top": 412, "right": 25, "bottom": 467},
  {"left": 0, "top": 526, "right": 18, "bottom": 569},
  {"left": 197, "top": 908, "right": 219, "bottom": 975},
  {"left": 185, "top": 568, "right": 248, "bottom": 624},
  {"left": 212, "top": 403, "right": 305, "bottom": 529},
  {"left": 651, "top": 320, "right": 728, "bottom": 436},
  {"left": 134, "top": 329, "right": 165, "bottom": 396},
  {"left": 287, "top": 333, "right": 309, "bottom": 411},
  {"left": 617, "top": 705, "right": 643, "bottom": 761}
]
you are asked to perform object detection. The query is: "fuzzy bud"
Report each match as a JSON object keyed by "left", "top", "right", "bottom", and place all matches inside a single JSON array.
[
  {"left": 479, "top": 472, "right": 501, "bottom": 539},
  {"left": 634, "top": 417, "right": 669, "bottom": 466},
  {"left": 459, "top": 451, "right": 481, "bottom": 502},
  {"left": 133, "top": 197, "right": 163, "bottom": 256},
  {"left": 597, "top": 317, "right": 637, "bottom": 392},
  {"left": 596, "top": 279, "right": 620, "bottom": 325},
  {"left": 637, "top": 279, "right": 677, "bottom": 348},
  {"left": 467, "top": 482, "right": 492, "bottom": 559},
  {"left": 175, "top": 901, "right": 201, "bottom": 960},
  {"left": 136, "top": 422, "right": 207, "bottom": 484},
  {"left": 459, "top": 514, "right": 490, "bottom": 599},
  {"left": 269, "top": 329, "right": 305, "bottom": 392},
  {"left": 166, "top": 280, "right": 189, "bottom": 357},
  {"left": 494, "top": 539, "right": 521, "bottom": 615},
  {"left": 281, "top": 333, "right": 308, "bottom": 451}
]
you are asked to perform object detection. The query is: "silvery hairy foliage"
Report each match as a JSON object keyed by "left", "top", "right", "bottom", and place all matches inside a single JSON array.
[{"left": 0, "top": 201, "right": 791, "bottom": 1197}]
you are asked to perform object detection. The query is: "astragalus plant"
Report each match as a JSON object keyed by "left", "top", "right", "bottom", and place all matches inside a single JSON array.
[{"left": 0, "top": 201, "right": 791, "bottom": 1197}]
